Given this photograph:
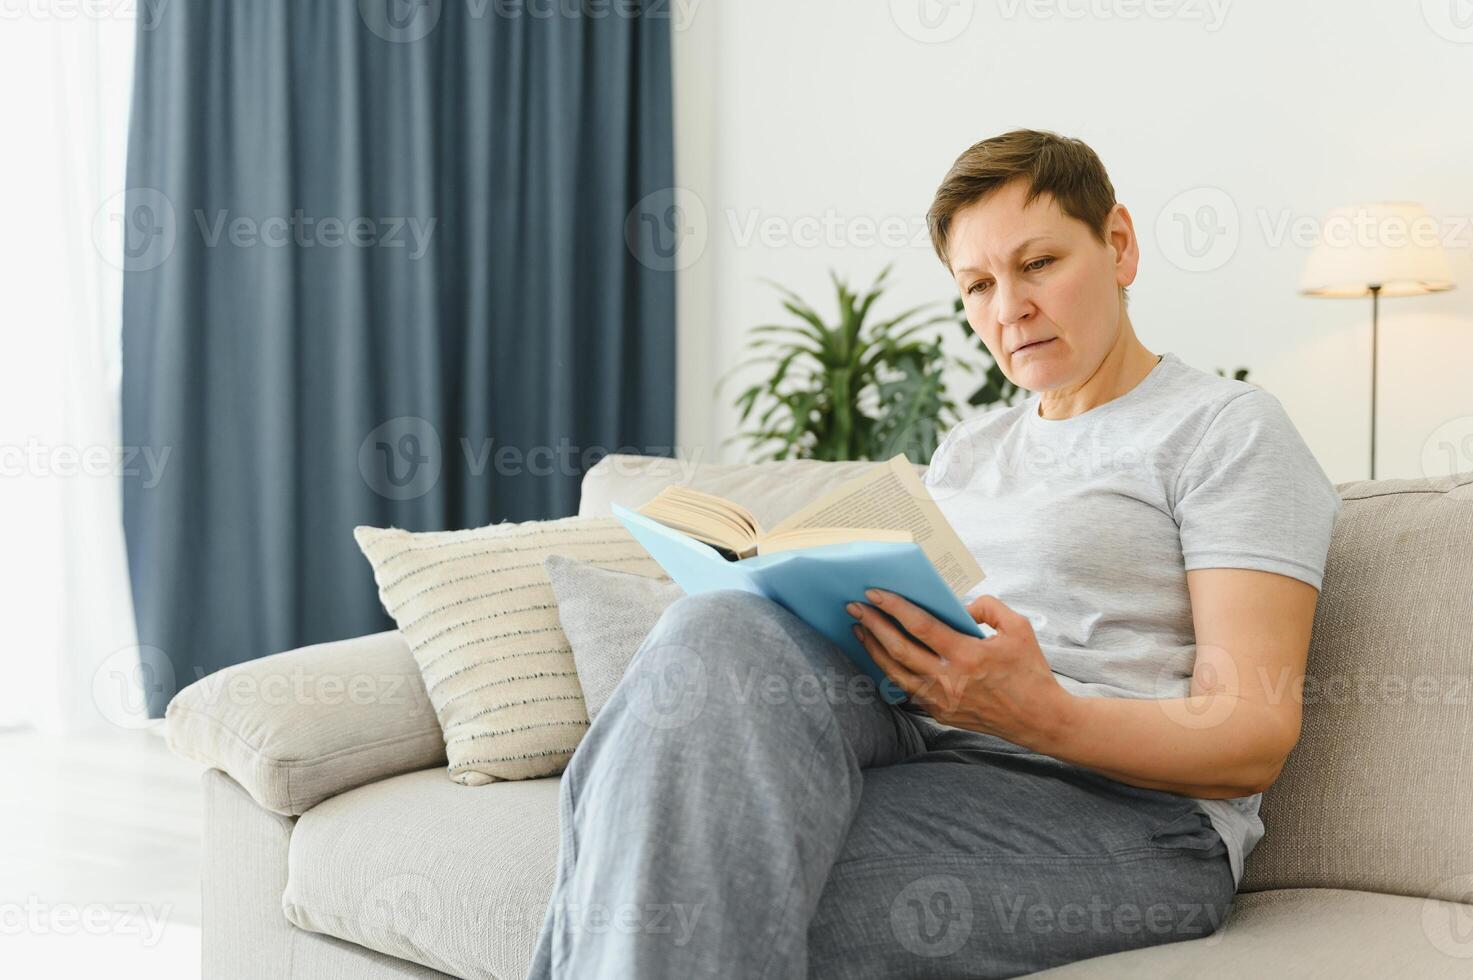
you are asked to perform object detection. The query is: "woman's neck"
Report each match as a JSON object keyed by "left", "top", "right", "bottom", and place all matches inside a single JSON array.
[{"left": 1037, "top": 324, "right": 1158, "bottom": 421}]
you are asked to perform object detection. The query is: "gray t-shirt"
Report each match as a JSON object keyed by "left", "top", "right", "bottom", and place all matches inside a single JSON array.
[{"left": 920, "top": 351, "right": 1342, "bottom": 887}]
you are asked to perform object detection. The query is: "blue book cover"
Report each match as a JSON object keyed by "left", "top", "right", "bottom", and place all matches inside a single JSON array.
[{"left": 612, "top": 503, "right": 992, "bottom": 704}]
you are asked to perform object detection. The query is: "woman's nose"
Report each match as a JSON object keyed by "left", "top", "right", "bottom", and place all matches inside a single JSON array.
[{"left": 994, "top": 279, "right": 1035, "bottom": 328}]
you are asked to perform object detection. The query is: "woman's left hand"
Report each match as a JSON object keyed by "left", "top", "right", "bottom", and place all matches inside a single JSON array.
[{"left": 847, "top": 588, "right": 1072, "bottom": 750}]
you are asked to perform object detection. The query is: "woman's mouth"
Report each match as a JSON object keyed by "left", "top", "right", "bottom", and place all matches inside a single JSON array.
[{"left": 1012, "top": 338, "right": 1056, "bottom": 356}]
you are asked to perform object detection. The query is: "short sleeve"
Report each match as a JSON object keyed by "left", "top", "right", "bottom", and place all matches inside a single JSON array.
[
  {"left": 922, "top": 415, "right": 974, "bottom": 492},
  {"left": 1172, "top": 389, "right": 1342, "bottom": 590},
  {"left": 921, "top": 423, "right": 958, "bottom": 490}
]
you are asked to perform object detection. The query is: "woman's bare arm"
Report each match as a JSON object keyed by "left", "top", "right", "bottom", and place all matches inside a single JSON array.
[
  {"left": 1032, "top": 568, "right": 1317, "bottom": 798},
  {"left": 850, "top": 568, "right": 1319, "bottom": 799}
]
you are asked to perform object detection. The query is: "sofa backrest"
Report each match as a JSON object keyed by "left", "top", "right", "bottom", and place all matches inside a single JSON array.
[
  {"left": 580, "top": 455, "right": 1473, "bottom": 902},
  {"left": 1242, "top": 471, "right": 1473, "bottom": 902}
]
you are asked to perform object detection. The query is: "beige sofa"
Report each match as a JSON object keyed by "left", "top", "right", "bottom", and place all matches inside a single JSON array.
[{"left": 166, "top": 454, "right": 1473, "bottom": 979}]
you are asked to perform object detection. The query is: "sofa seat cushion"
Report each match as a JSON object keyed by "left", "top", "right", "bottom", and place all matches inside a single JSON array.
[
  {"left": 1029, "top": 887, "right": 1473, "bottom": 978},
  {"left": 283, "top": 767, "right": 559, "bottom": 980}
]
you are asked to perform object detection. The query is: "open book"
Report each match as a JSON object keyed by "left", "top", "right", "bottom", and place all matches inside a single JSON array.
[
  {"left": 635, "top": 454, "right": 984, "bottom": 595},
  {"left": 637, "top": 487, "right": 913, "bottom": 557},
  {"left": 613, "top": 455, "right": 989, "bottom": 703}
]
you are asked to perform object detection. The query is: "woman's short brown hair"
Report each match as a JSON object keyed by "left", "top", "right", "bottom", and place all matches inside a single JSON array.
[{"left": 926, "top": 129, "right": 1119, "bottom": 271}]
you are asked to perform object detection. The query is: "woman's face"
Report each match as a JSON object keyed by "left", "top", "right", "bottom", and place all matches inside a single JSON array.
[{"left": 948, "top": 179, "right": 1139, "bottom": 393}]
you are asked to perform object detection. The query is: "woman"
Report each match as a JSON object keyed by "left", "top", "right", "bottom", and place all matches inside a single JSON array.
[{"left": 528, "top": 129, "right": 1341, "bottom": 978}]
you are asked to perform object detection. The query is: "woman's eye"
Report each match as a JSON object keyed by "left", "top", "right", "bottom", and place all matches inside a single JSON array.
[{"left": 968, "top": 259, "right": 1050, "bottom": 294}]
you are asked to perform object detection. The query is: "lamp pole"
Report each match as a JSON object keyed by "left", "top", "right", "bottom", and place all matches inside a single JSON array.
[{"left": 1369, "top": 283, "right": 1380, "bottom": 480}]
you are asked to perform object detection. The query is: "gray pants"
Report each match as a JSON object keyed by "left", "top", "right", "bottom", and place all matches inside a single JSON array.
[{"left": 527, "top": 590, "right": 1234, "bottom": 979}]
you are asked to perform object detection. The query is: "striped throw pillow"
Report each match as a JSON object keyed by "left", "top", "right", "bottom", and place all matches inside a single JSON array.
[{"left": 353, "top": 516, "right": 667, "bottom": 784}]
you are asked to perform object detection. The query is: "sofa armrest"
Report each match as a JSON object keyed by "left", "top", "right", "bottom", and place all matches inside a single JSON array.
[{"left": 165, "top": 630, "right": 445, "bottom": 816}]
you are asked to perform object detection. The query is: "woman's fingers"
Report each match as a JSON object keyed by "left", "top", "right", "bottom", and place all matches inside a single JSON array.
[
  {"left": 862, "top": 589, "right": 953, "bottom": 651},
  {"left": 853, "top": 623, "right": 923, "bottom": 695},
  {"left": 967, "top": 593, "right": 1031, "bottom": 635},
  {"left": 848, "top": 599, "right": 939, "bottom": 673}
]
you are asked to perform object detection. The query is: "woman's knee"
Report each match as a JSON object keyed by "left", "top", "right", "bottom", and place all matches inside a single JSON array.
[
  {"left": 653, "top": 589, "right": 789, "bottom": 638},
  {"left": 618, "top": 590, "right": 836, "bottom": 730},
  {"left": 644, "top": 590, "right": 811, "bottom": 671}
]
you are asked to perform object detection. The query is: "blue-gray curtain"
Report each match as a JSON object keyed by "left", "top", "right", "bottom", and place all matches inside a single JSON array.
[{"left": 121, "top": 1, "right": 675, "bottom": 716}]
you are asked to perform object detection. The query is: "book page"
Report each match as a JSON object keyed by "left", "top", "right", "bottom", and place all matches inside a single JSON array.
[
  {"left": 768, "top": 455, "right": 985, "bottom": 595},
  {"left": 758, "top": 527, "right": 912, "bottom": 555},
  {"left": 639, "top": 486, "right": 761, "bottom": 555},
  {"left": 663, "top": 486, "right": 762, "bottom": 535}
]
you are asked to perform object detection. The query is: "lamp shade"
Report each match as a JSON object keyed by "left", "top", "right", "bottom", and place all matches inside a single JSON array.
[{"left": 1298, "top": 201, "right": 1455, "bottom": 298}]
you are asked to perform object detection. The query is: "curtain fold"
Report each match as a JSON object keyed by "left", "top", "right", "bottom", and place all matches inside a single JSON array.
[
  {"left": 0, "top": 13, "right": 138, "bottom": 733},
  {"left": 121, "top": 1, "right": 676, "bottom": 716}
]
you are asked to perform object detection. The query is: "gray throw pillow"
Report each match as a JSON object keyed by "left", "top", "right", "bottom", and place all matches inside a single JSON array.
[{"left": 543, "top": 554, "right": 685, "bottom": 720}]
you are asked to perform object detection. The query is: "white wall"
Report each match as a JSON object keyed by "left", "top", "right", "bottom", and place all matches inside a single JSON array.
[{"left": 671, "top": 0, "right": 1473, "bottom": 484}]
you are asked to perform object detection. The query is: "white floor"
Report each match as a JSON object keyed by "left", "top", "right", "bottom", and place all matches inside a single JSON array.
[{"left": 1, "top": 723, "right": 207, "bottom": 977}]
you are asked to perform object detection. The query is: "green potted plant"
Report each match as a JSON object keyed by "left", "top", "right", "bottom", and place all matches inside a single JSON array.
[
  {"left": 729, "top": 270, "right": 1246, "bottom": 464},
  {"left": 726, "top": 266, "right": 962, "bottom": 463}
]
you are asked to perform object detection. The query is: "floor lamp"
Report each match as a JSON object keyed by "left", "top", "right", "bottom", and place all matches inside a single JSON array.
[{"left": 1298, "top": 202, "right": 1454, "bottom": 479}]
